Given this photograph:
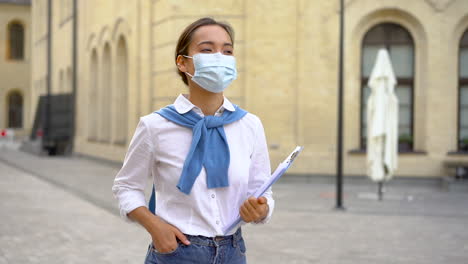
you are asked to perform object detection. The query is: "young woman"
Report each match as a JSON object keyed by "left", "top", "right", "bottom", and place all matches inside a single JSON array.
[{"left": 112, "top": 17, "right": 274, "bottom": 264}]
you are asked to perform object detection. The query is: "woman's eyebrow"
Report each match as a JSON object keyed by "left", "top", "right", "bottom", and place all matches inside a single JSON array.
[
  {"left": 197, "top": 41, "right": 233, "bottom": 46},
  {"left": 197, "top": 41, "right": 215, "bottom": 46}
]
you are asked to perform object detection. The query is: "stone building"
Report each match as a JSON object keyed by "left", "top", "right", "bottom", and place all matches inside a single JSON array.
[
  {"left": 0, "top": 0, "right": 31, "bottom": 137},
  {"left": 30, "top": 0, "right": 468, "bottom": 179}
]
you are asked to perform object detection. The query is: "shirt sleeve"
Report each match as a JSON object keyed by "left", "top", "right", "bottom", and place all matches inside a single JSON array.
[
  {"left": 112, "top": 117, "right": 154, "bottom": 222},
  {"left": 247, "top": 116, "right": 275, "bottom": 224}
]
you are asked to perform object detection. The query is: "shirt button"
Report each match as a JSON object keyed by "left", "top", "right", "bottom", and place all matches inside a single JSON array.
[
  {"left": 211, "top": 194, "right": 215, "bottom": 198},
  {"left": 216, "top": 220, "right": 220, "bottom": 225}
]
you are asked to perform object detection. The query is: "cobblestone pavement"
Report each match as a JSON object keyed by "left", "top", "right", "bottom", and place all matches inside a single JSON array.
[{"left": 1, "top": 147, "right": 468, "bottom": 263}]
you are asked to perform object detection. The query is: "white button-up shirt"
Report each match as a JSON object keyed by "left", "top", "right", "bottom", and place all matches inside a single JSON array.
[{"left": 112, "top": 94, "right": 274, "bottom": 237}]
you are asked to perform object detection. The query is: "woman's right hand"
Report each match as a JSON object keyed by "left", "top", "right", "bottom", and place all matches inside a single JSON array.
[
  {"left": 127, "top": 206, "right": 191, "bottom": 254},
  {"left": 150, "top": 217, "right": 191, "bottom": 253}
]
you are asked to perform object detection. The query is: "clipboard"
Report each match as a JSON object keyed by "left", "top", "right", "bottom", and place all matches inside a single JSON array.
[{"left": 222, "top": 146, "right": 304, "bottom": 235}]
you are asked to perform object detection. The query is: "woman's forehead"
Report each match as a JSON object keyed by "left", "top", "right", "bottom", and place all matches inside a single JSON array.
[{"left": 191, "top": 25, "right": 232, "bottom": 45}]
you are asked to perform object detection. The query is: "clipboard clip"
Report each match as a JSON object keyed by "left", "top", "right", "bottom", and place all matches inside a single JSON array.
[{"left": 286, "top": 146, "right": 304, "bottom": 164}]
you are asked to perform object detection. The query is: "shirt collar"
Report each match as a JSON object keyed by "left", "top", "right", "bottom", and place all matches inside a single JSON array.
[
  {"left": 221, "top": 97, "right": 236, "bottom": 112},
  {"left": 173, "top": 94, "right": 236, "bottom": 115},
  {"left": 174, "top": 94, "right": 195, "bottom": 114}
]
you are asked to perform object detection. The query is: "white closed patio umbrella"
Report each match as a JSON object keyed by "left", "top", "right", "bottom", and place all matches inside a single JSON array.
[{"left": 366, "top": 48, "right": 399, "bottom": 200}]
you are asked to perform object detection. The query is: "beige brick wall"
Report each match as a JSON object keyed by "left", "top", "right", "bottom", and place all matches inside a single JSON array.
[
  {"left": 30, "top": 0, "right": 468, "bottom": 178},
  {"left": 0, "top": 3, "right": 31, "bottom": 137}
]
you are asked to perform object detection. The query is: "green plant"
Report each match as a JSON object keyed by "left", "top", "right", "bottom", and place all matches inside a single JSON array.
[
  {"left": 398, "top": 134, "right": 413, "bottom": 144},
  {"left": 461, "top": 138, "right": 468, "bottom": 145}
]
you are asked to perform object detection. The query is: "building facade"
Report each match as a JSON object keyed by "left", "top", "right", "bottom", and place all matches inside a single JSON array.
[
  {"left": 30, "top": 0, "right": 468, "bottom": 178},
  {"left": 0, "top": 0, "right": 31, "bottom": 137}
]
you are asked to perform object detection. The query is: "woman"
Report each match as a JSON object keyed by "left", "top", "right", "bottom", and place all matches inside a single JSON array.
[{"left": 112, "top": 17, "right": 274, "bottom": 264}]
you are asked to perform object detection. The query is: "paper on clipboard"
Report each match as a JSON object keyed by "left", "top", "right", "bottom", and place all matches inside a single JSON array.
[{"left": 222, "top": 146, "right": 304, "bottom": 235}]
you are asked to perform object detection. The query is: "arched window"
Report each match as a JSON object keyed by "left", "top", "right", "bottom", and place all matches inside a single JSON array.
[
  {"left": 7, "top": 91, "right": 23, "bottom": 128},
  {"left": 458, "top": 30, "right": 468, "bottom": 151},
  {"left": 361, "top": 23, "right": 415, "bottom": 151},
  {"left": 114, "top": 36, "right": 128, "bottom": 145},
  {"left": 88, "top": 49, "right": 98, "bottom": 140},
  {"left": 8, "top": 22, "right": 24, "bottom": 60}
]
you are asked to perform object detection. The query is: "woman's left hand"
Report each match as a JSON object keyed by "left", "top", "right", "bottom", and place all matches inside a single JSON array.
[{"left": 239, "top": 196, "right": 269, "bottom": 223}]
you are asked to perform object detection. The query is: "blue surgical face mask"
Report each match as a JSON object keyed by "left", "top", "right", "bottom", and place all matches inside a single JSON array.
[{"left": 183, "top": 52, "right": 237, "bottom": 93}]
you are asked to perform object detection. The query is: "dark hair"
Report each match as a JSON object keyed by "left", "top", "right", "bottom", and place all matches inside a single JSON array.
[{"left": 175, "top": 17, "right": 235, "bottom": 85}]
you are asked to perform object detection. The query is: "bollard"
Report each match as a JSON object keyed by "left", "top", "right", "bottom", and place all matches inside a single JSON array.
[
  {"left": 0, "top": 129, "right": 6, "bottom": 148},
  {"left": 0, "top": 129, "right": 16, "bottom": 148}
]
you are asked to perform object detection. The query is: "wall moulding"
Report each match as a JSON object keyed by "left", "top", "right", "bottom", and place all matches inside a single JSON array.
[{"left": 424, "top": 0, "right": 456, "bottom": 12}]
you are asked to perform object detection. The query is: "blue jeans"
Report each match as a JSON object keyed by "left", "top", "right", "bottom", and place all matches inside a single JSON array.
[{"left": 144, "top": 228, "right": 247, "bottom": 264}]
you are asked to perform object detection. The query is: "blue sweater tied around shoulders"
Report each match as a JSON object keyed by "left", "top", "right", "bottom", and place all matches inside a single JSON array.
[{"left": 148, "top": 104, "right": 248, "bottom": 214}]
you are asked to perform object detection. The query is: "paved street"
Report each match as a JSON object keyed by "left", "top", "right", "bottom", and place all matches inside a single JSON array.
[
  {"left": 0, "top": 158, "right": 148, "bottom": 264},
  {"left": 1, "top": 147, "right": 468, "bottom": 263}
]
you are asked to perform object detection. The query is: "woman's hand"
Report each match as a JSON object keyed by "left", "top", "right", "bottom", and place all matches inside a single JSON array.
[
  {"left": 150, "top": 217, "right": 191, "bottom": 253},
  {"left": 239, "top": 196, "right": 269, "bottom": 223},
  {"left": 127, "top": 207, "right": 190, "bottom": 254}
]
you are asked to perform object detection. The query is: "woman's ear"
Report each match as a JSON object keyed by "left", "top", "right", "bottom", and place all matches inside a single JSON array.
[{"left": 176, "top": 55, "right": 187, "bottom": 73}]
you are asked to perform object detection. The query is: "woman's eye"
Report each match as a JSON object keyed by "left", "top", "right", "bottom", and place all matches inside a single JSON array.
[
  {"left": 224, "top": 50, "right": 233, "bottom": 55},
  {"left": 201, "top": 49, "right": 212, "bottom": 52}
]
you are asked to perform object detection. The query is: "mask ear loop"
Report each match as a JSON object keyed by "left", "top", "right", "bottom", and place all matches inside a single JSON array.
[{"left": 182, "top": 55, "right": 194, "bottom": 77}]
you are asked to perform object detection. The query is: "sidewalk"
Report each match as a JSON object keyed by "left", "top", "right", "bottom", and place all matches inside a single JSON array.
[{"left": 1, "top": 147, "right": 468, "bottom": 263}]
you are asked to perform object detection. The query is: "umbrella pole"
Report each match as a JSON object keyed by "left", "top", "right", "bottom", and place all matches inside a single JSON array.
[{"left": 378, "top": 182, "right": 383, "bottom": 201}]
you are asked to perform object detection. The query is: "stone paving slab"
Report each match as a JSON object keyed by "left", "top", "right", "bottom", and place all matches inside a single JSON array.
[
  {"left": 0, "top": 148, "right": 127, "bottom": 214},
  {"left": 0, "top": 162, "right": 149, "bottom": 264},
  {"left": 1, "top": 147, "right": 468, "bottom": 263},
  {"left": 244, "top": 193, "right": 468, "bottom": 263}
]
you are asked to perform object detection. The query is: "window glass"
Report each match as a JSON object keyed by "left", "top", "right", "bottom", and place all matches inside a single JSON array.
[
  {"left": 460, "top": 48, "right": 468, "bottom": 78},
  {"left": 361, "top": 85, "right": 371, "bottom": 139},
  {"left": 9, "top": 23, "right": 24, "bottom": 60},
  {"left": 390, "top": 45, "right": 414, "bottom": 78},
  {"left": 395, "top": 85, "right": 411, "bottom": 105},
  {"left": 460, "top": 128, "right": 468, "bottom": 141},
  {"left": 389, "top": 26, "right": 412, "bottom": 43},
  {"left": 460, "top": 108, "right": 468, "bottom": 127},
  {"left": 460, "top": 87, "right": 468, "bottom": 131},
  {"left": 362, "top": 46, "right": 380, "bottom": 78},
  {"left": 459, "top": 31, "right": 468, "bottom": 150},
  {"left": 460, "top": 86, "right": 468, "bottom": 104}
]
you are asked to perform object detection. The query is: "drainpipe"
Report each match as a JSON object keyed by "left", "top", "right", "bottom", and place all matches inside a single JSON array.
[
  {"left": 44, "top": 0, "right": 52, "bottom": 153},
  {"left": 69, "top": 0, "right": 78, "bottom": 154}
]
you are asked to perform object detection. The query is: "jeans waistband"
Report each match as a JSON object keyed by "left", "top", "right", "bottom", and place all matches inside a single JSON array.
[{"left": 184, "top": 228, "right": 242, "bottom": 247}]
